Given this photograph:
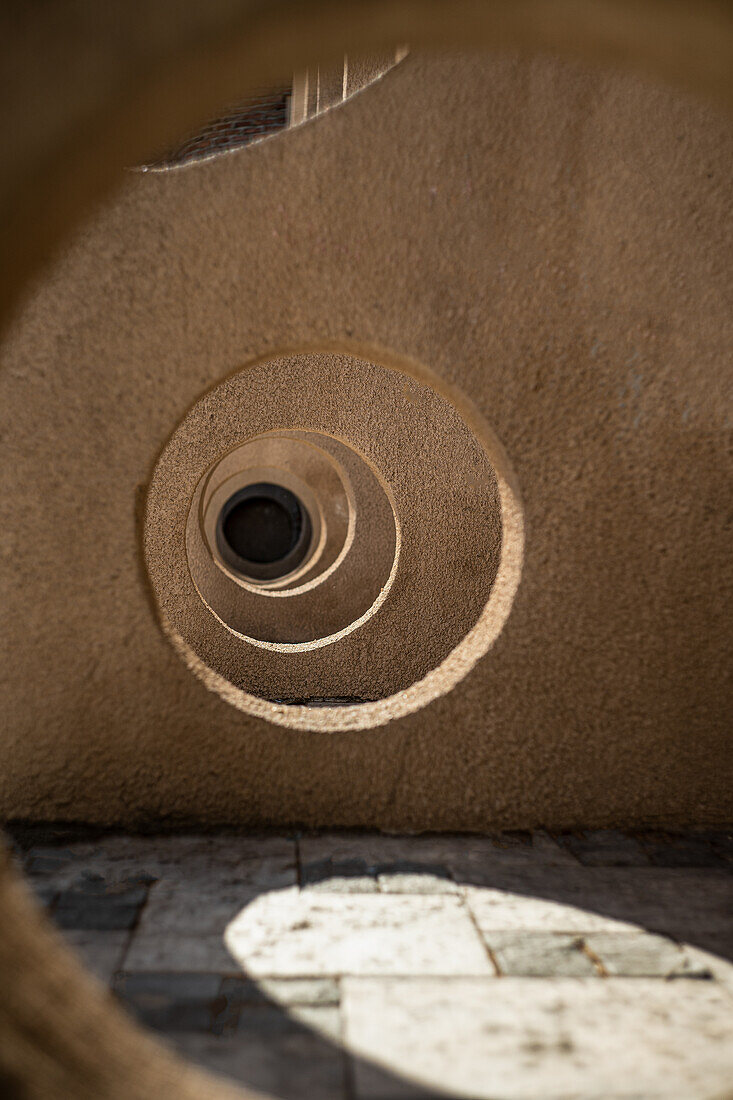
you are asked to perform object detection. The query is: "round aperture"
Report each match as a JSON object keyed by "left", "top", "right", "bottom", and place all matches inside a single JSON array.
[
  {"left": 186, "top": 429, "right": 398, "bottom": 648},
  {"left": 216, "top": 482, "right": 312, "bottom": 582},
  {"left": 144, "top": 351, "right": 524, "bottom": 730}
]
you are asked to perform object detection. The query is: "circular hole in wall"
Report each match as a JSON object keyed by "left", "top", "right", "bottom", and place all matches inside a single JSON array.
[
  {"left": 216, "top": 482, "right": 312, "bottom": 581},
  {"left": 144, "top": 349, "right": 524, "bottom": 731},
  {"left": 187, "top": 428, "right": 398, "bottom": 647}
]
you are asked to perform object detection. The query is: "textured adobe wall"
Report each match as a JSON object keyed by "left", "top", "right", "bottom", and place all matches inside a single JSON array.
[{"left": 0, "top": 52, "right": 731, "bottom": 829}]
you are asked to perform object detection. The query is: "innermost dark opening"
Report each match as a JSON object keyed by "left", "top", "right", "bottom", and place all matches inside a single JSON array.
[
  {"left": 216, "top": 481, "right": 312, "bottom": 583},
  {"left": 222, "top": 486, "right": 301, "bottom": 564}
]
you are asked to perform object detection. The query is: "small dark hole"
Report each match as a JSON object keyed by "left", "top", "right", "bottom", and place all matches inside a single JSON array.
[
  {"left": 223, "top": 495, "right": 299, "bottom": 564},
  {"left": 216, "top": 482, "right": 311, "bottom": 581}
]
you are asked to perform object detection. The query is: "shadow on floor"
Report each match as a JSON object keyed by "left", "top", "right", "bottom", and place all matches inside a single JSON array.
[{"left": 5, "top": 823, "right": 733, "bottom": 1100}]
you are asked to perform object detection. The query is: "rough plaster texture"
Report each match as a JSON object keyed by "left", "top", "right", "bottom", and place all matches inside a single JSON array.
[{"left": 1, "top": 53, "right": 732, "bottom": 828}]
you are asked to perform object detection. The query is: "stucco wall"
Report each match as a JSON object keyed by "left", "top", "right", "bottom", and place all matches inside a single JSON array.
[{"left": 0, "top": 52, "right": 731, "bottom": 829}]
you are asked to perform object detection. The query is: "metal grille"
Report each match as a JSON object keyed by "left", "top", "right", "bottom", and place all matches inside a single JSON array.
[{"left": 142, "top": 89, "right": 291, "bottom": 170}]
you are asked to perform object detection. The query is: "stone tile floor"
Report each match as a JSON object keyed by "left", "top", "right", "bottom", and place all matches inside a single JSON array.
[{"left": 7, "top": 824, "right": 733, "bottom": 1099}]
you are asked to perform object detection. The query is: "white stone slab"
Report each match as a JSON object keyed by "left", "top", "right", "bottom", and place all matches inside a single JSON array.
[
  {"left": 342, "top": 976, "right": 733, "bottom": 1099},
  {"left": 225, "top": 889, "right": 492, "bottom": 977}
]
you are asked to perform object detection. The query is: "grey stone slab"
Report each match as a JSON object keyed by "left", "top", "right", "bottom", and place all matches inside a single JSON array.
[
  {"left": 299, "top": 833, "right": 419, "bottom": 868},
  {"left": 158, "top": 842, "right": 297, "bottom": 891},
  {"left": 439, "top": 832, "right": 577, "bottom": 883},
  {"left": 301, "top": 840, "right": 460, "bottom": 894},
  {"left": 137, "top": 878, "right": 281, "bottom": 936},
  {"left": 61, "top": 930, "right": 128, "bottom": 985},
  {"left": 299, "top": 834, "right": 451, "bottom": 870},
  {"left": 218, "top": 976, "right": 270, "bottom": 1006},
  {"left": 53, "top": 872, "right": 149, "bottom": 930},
  {"left": 62, "top": 868, "right": 152, "bottom": 899},
  {"left": 24, "top": 845, "right": 159, "bottom": 898},
  {"left": 580, "top": 869, "right": 733, "bottom": 940},
  {"left": 97, "top": 833, "right": 295, "bottom": 866},
  {"left": 556, "top": 831, "right": 651, "bottom": 867},
  {"left": 116, "top": 970, "right": 223, "bottom": 998},
  {"left": 485, "top": 932, "right": 598, "bottom": 976},
  {"left": 168, "top": 1007, "right": 347, "bottom": 1100},
  {"left": 641, "top": 832, "right": 728, "bottom": 868},
  {"left": 299, "top": 832, "right": 574, "bottom": 893},
  {"left": 25, "top": 834, "right": 296, "bottom": 897},
  {"left": 342, "top": 976, "right": 733, "bottom": 1099},
  {"left": 347, "top": 1057, "right": 444, "bottom": 1100},
  {"left": 584, "top": 931, "right": 713, "bottom": 978},
  {"left": 465, "top": 866, "right": 733, "bottom": 939},
  {"left": 25, "top": 846, "right": 95, "bottom": 874},
  {"left": 26, "top": 878, "right": 60, "bottom": 909},
  {"left": 114, "top": 971, "right": 223, "bottom": 1031},
  {"left": 24, "top": 845, "right": 105, "bottom": 889},
  {"left": 123, "top": 931, "right": 236, "bottom": 972},
  {"left": 225, "top": 888, "right": 492, "bottom": 977}
]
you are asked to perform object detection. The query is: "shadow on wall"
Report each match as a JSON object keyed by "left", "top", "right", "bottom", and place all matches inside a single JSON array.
[{"left": 7, "top": 825, "right": 733, "bottom": 1099}]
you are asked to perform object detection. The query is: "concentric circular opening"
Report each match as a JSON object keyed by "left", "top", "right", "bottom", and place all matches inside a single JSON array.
[
  {"left": 146, "top": 351, "right": 524, "bottom": 730},
  {"left": 188, "top": 429, "right": 397, "bottom": 647},
  {"left": 216, "top": 482, "right": 312, "bottom": 581}
]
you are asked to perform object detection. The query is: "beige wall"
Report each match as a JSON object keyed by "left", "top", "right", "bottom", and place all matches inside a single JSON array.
[{"left": 0, "top": 52, "right": 731, "bottom": 829}]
